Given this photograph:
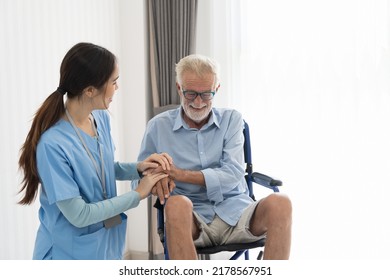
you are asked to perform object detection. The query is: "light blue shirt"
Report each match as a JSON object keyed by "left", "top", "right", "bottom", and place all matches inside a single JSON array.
[
  {"left": 135, "top": 107, "right": 254, "bottom": 226},
  {"left": 34, "top": 110, "right": 140, "bottom": 260}
]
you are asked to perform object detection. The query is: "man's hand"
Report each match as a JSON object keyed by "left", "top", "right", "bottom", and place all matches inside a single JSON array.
[{"left": 151, "top": 176, "right": 176, "bottom": 205}]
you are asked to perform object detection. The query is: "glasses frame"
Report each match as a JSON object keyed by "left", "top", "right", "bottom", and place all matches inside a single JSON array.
[{"left": 181, "top": 88, "right": 216, "bottom": 101}]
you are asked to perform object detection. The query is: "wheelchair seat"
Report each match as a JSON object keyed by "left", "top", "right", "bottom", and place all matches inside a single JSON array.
[{"left": 154, "top": 120, "right": 283, "bottom": 260}]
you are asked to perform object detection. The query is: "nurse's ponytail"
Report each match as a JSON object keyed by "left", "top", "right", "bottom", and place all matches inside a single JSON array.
[
  {"left": 18, "top": 90, "right": 65, "bottom": 205},
  {"left": 18, "top": 42, "right": 116, "bottom": 205}
]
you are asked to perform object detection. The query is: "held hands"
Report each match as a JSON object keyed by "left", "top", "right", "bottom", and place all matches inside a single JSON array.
[
  {"left": 135, "top": 173, "right": 169, "bottom": 199},
  {"left": 151, "top": 176, "right": 176, "bottom": 205},
  {"left": 146, "top": 163, "right": 179, "bottom": 204},
  {"left": 150, "top": 164, "right": 205, "bottom": 204},
  {"left": 137, "top": 153, "right": 173, "bottom": 174},
  {"left": 136, "top": 152, "right": 175, "bottom": 202}
]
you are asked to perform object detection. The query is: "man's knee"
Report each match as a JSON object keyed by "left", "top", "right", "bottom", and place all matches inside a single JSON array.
[
  {"left": 268, "top": 193, "right": 292, "bottom": 213},
  {"left": 165, "top": 195, "right": 193, "bottom": 220},
  {"left": 256, "top": 193, "right": 292, "bottom": 223}
]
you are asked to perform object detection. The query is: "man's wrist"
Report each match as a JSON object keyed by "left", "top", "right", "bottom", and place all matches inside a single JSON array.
[{"left": 169, "top": 167, "right": 178, "bottom": 180}]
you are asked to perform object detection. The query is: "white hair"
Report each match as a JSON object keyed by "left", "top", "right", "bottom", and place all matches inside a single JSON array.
[{"left": 175, "top": 54, "right": 220, "bottom": 88}]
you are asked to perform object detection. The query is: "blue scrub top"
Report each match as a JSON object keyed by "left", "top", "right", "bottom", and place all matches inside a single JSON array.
[{"left": 34, "top": 110, "right": 127, "bottom": 260}]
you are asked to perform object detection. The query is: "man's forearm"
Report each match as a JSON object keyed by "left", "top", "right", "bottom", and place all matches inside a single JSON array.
[{"left": 170, "top": 166, "right": 206, "bottom": 187}]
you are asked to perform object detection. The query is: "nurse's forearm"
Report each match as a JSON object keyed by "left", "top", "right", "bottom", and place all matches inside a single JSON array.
[
  {"left": 114, "top": 162, "right": 140, "bottom": 180},
  {"left": 56, "top": 192, "right": 141, "bottom": 228}
]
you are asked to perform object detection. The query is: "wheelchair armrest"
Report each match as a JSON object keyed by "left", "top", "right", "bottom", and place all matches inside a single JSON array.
[{"left": 251, "top": 172, "right": 282, "bottom": 191}]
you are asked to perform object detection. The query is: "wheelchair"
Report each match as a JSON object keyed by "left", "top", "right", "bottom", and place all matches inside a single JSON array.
[{"left": 154, "top": 121, "right": 283, "bottom": 260}]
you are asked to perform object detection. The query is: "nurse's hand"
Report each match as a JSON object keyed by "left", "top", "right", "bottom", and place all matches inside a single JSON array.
[
  {"left": 135, "top": 173, "right": 169, "bottom": 199},
  {"left": 151, "top": 177, "right": 175, "bottom": 205},
  {"left": 137, "top": 153, "right": 173, "bottom": 174}
]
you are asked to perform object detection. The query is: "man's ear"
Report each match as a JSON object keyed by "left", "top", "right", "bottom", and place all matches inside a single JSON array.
[
  {"left": 83, "top": 86, "right": 96, "bottom": 98},
  {"left": 215, "top": 83, "right": 221, "bottom": 92}
]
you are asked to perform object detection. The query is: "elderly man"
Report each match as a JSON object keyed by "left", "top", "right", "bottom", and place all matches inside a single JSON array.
[{"left": 135, "top": 54, "right": 292, "bottom": 260}]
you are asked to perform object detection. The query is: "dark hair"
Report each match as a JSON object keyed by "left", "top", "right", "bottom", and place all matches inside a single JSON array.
[{"left": 18, "top": 42, "right": 117, "bottom": 205}]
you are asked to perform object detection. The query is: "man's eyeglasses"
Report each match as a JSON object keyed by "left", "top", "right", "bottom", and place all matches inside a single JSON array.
[{"left": 182, "top": 89, "right": 215, "bottom": 101}]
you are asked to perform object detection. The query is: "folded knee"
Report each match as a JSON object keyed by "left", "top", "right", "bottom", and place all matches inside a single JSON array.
[
  {"left": 165, "top": 195, "right": 193, "bottom": 218},
  {"left": 262, "top": 193, "right": 292, "bottom": 221}
]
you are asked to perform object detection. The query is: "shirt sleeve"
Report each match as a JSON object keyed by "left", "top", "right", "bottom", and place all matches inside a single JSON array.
[
  {"left": 56, "top": 191, "right": 141, "bottom": 228},
  {"left": 114, "top": 162, "right": 141, "bottom": 180},
  {"left": 201, "top": 111, "right": 246, "bottom": 204}
]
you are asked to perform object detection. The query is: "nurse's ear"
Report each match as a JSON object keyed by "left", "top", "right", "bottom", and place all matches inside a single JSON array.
[{"left": 83, "top": 86, "right": 97, "bottom": 98}]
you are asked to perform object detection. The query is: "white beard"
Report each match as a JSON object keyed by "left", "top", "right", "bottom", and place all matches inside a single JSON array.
[{"left": 182, "top": 100, "right": 212, "bottom": 123}]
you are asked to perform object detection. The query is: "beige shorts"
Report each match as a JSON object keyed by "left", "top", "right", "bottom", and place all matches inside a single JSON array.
[{"left": 193, "top": 200, "right": 266, "bottom": 248}]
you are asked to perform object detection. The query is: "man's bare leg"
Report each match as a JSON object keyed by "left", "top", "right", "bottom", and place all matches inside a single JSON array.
[
  {"left": 250, "top": 193, "right": 292, "bottom": 259},
  {"left": 164, "top": 195, "right": 200, "bottom": 259}
]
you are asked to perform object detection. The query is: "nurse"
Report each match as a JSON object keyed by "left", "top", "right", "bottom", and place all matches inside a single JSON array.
[{"left": 18, "top": 42, "right": 172, "bottom": 259}]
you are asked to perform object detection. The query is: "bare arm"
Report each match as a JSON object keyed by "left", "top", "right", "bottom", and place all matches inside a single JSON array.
[{"left": 168, "top": 164, "right": 205, "bottom": 187}]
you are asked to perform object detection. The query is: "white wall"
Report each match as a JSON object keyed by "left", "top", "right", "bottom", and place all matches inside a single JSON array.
[
  {"left": 0, "top": 0, "right": 149, "bottom": 259},
  {"left": 116, "top": 0, "right": 152, "bottom": 259}
]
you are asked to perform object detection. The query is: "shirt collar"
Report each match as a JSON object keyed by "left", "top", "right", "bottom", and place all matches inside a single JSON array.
[{"left": 173, "top": 107, "right": 221, "bottom": 131}]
